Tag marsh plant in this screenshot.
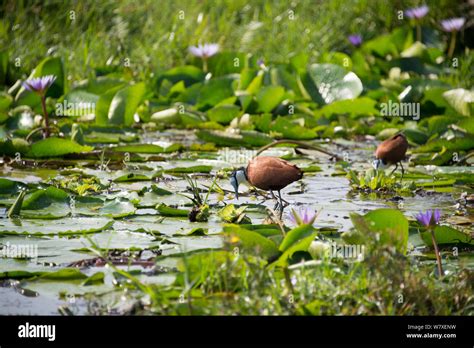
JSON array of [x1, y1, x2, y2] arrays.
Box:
[[22, 75, 56, 138]]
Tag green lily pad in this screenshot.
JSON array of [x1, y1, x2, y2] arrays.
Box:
[[27, 138, 93, 158]]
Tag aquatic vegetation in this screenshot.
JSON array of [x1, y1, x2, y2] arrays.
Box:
[[22, 75, 56, 138], [347, 169, 416, 193], [416, 209, 444, 276], [286, 206, 318, 226]]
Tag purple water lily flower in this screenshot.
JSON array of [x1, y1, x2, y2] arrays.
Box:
[[416, 209, 441, 227], [188, 43, 219, 59], [286, 206, 317, 226], [440, 17, 465, 32], [348, 34, 363, 47], [405, 5, 429, 19], [22, 75, 56, 95]]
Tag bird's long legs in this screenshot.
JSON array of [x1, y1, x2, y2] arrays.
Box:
[[399, 162, 405, 181], [277, 190, 290, 219], [390, 163, 398, 176], [389, 162, 405, 181], [270, 191, 279, 211]]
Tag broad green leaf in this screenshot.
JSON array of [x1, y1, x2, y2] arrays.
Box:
[[315, 97, 379, 118], [196, 76, 236, 109], [256, 86, 285, 112], [349, 208, 409, 254], [106, 82, 146, 126], [302, 64, 363, 105], [443, 89, 473, 117], [279, 224, 316, 252], [56, 90, 99, 116], [196, 129, 272, 147], [207, 104, 241, 124], [0, 217, 113, 236], [26, 138, 93, 158], [158, 65, 205, 87], [218, 204, 251, 224], [156, 203, 189, 217], [223, 224, 280, 259], [164, 165, 212, 174], [419, 225, 473, 246]]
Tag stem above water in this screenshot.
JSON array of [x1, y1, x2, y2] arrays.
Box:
[[447, 31, 456, 59], [40, 95, 50, 138], [430, 228, 444, 277]]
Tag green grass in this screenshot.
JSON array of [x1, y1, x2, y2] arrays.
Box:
[[1, 0, 468, 82], [91, 244, 474, 315]]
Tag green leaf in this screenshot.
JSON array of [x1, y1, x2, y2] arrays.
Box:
[[76, 198, 136, 218], [223, 224, 280, 259], [156, 203, 189, 217], [82, 272, 105, 286], [256, 86, 285, 112], [22, 187, 68, 210], [315, 97, 379, 118], [443, 89, 473, 117], [272, 233, 318, 267], [0, 217, 113, 236], [207, 104, 241, 124], [105, 82, 146, 126], [218, 204, 251, 224], [27, 138, 93, 158], [419, 225, 473, 246], [271, 116, 317, 140], [158, 65, 205, 87], [113, 173, 151, 182], [164, 165, 212, 174], [349, 208, 409, 254], [113, 144, 164, 154], [196, 129, 273, 147], [207, 52, 247, 76], [279, 224, 316, 252], [0, 91, 13, 112], [196, 76, 236, 109], [302, 64, 363, 105], [57, 90, 99, 116]]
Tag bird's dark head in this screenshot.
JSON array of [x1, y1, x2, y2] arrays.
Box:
[[230, 167, 247, 200]]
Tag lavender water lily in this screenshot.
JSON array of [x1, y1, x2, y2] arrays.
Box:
[[416, 209, 444, 276], [22, 75, 56, 138], [405, 5, 429, 42], [440, 17, 465, 58], [189, 43, 219, 72], [348, 34, 362, 47]]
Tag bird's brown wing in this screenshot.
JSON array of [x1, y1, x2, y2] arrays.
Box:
[[375, 134, 408, 164], [247, 156, 302, 191]]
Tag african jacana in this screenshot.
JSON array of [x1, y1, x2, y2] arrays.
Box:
[[373, 133, 408, 177], [230, 156, 303, 213]]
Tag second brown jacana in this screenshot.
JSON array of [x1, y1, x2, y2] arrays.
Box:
[[230, 156, 303, 213], [373, 133, 408, 177]]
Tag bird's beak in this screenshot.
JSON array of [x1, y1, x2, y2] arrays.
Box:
[[233, 183, 239, 200], [230, 177, 239, 200]]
